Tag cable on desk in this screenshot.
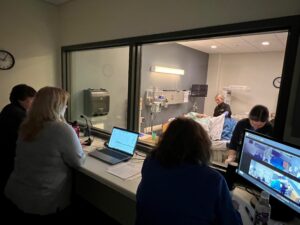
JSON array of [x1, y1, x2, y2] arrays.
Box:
[[135, 151, 147, 158]]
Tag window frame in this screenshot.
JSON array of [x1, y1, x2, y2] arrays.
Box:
[[61, 15, 300, 148]]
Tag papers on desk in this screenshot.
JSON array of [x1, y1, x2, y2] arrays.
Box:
[[106, 161, 142, 180]]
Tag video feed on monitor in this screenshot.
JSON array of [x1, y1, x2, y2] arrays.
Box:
[[237, 130, 300, 214]]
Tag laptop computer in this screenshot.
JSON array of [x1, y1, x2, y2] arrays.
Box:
[[89, 127, 139, 165]]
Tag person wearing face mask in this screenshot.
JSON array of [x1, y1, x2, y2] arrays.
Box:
[[225, 105, 273, 164], [4, 87, 85, 220], [0, 84, 36, 195]]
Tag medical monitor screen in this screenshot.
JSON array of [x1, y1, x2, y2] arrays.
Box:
[[237, 130, 300, 214]]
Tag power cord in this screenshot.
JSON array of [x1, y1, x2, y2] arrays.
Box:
[[131, 151, 147, 161], [135, 151, 147, 157]]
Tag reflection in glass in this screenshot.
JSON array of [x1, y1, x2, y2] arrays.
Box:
[[69, 47, 129, 132]]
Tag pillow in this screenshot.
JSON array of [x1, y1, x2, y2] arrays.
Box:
[[209, 113, 225, 141], [185, 112, 225, 140]]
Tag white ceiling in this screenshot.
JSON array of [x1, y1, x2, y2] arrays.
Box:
[[178, 32, 288, 54]]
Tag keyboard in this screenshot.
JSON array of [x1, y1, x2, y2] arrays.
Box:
[[98, 148, 127, 160]]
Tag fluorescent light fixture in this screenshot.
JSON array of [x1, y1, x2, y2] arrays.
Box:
[[150, 66, 185, 75], [262, 41, 270, 46], [211, 45, 217, 49]]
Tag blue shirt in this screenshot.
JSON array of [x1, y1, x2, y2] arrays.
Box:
[[136, 157, 242, 225]]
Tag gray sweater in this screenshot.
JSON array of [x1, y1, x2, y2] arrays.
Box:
[[5, 121, 86, 215]]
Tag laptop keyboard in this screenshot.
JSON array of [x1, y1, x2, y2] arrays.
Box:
[[100, 148, 127, 160]]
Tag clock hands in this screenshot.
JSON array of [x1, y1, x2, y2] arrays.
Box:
[[0, 53, 8, 61], [0, 50, 15, 70]]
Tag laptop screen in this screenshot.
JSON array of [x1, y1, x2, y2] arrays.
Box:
[[108, 127, 139, 155]]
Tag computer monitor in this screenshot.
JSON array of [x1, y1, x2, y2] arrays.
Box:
[[237, 130, 300, 214]]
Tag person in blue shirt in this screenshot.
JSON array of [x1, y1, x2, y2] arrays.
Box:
[[136, 117, 242, 225]]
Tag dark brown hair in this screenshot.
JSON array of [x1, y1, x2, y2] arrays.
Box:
[[9, 84, 36, 104], [151, 117, 212, 167], [249, 105, 269, 122]]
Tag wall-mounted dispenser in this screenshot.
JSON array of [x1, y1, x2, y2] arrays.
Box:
[[84, 88, 110, 116]]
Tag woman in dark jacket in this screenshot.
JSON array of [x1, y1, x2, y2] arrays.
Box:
[[136, 117, 242, 225]]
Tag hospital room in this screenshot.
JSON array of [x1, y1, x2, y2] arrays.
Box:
[[69, 31, 287, 165]]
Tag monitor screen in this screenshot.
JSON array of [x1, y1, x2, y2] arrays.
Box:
[[190, 84, 208, 97], [108, 127, 139, 155], [237, 130, 300, 214]]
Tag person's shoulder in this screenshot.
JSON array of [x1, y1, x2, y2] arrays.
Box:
[[202, 165, 223, 178], [0, 103, 24, 116], [45, 121, 72, 132], [262, 122, 273, 133], [236, 118, 249, 127], [239, 118, 249, 124], [265, 121, 273, 129], [195, 165, 225, 185]]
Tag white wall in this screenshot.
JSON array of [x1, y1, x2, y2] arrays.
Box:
[[70, 47, 129, 131], [59, 0, 300, 46], [0, 0, 60, 109], [204, 52, 284, 116]]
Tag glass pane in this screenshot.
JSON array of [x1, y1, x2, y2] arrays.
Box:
[[139, 42, 208, 146], [138, 31, 288, 167], [69, 47, 129, 132]]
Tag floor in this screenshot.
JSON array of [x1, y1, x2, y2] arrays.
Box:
[[1, 194, 122, 224]]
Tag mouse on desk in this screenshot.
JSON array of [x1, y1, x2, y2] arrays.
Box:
[[104, 141, 108, 147]]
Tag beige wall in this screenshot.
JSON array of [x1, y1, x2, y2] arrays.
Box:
[[59, 0, 300, 46], [1, 0, 300, 126], [0, 0, 60, 109], [204, 52, 284, 117]]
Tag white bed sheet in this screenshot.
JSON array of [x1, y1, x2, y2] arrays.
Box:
[[211, 140, 229, 164]]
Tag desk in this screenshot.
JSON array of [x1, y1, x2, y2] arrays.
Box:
[[76, 138, 141, 225], [76, 138, 299, 225]]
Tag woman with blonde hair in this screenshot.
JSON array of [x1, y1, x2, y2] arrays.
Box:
[[5, 87, 85, 217]]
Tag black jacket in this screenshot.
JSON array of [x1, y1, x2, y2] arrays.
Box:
[[213, 102, 232, 117], [0, 103, 26, 191], [228, 118, 273, 152]]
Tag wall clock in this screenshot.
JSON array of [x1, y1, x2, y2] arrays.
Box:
[[273, 77, 281, 88], [0, 50, 15, 70]]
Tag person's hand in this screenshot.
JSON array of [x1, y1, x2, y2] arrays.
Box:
[[196, 113, 208, 118], [225, 150, 237, 164], [225, 157, 235, 164]]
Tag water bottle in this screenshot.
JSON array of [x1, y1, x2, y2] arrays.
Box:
[[254, 191, 271, 225]]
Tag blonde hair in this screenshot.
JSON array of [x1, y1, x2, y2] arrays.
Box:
[[20, 87, 69, 141], [215, 93, 224, 101]]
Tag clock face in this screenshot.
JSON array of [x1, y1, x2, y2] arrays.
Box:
[[0, 50, 15, 70], [273, 77, 281, 88]]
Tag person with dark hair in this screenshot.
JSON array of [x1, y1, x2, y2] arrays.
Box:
[[214, 94, 232, 117], [225, 105, 273, 164], [136, 117, 242, 225], [0, 84, 36, 194]]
